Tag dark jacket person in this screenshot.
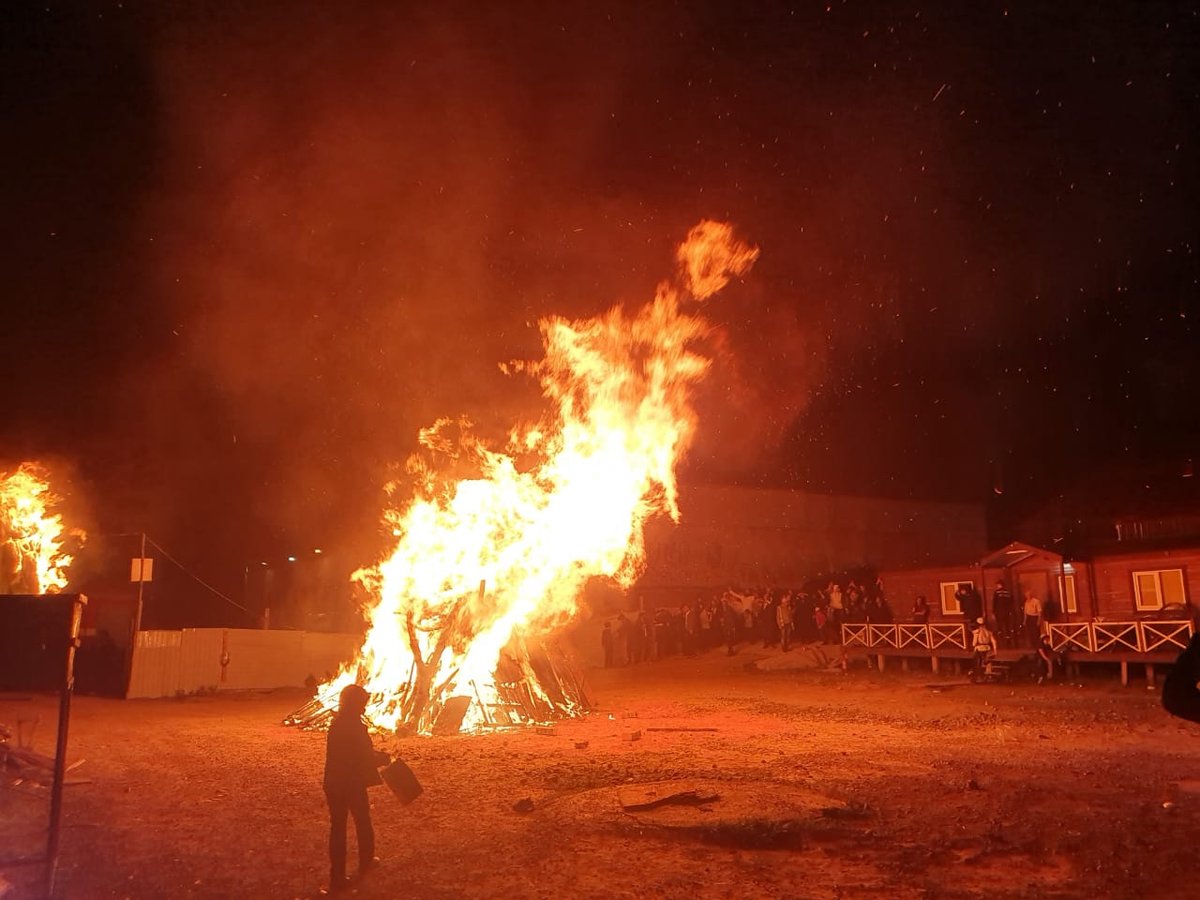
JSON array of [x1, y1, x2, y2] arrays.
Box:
[[323, 683, 388, 892]]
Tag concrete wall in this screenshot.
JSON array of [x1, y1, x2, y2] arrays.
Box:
[[638, 485, 986, 600], [127, 628, 360, 698]]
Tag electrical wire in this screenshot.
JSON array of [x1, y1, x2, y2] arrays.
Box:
[[112, 533, 250, 613]]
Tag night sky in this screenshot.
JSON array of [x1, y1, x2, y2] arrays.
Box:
[[2, 2, 1197, 607]]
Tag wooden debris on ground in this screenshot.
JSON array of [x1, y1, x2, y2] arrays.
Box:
[[619, 786, 721, 812], [819, 801, 871, 820], [2, 742, 85, 787], [644, 727, 719, 733]]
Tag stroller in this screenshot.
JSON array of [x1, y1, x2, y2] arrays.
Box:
[[969, 652, 1010, 684]]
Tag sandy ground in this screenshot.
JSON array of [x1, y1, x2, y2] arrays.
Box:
[[3, 645, 1200, 899]]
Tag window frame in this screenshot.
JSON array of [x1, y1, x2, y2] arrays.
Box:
[[1132, 568, 1186, 612], [940, 581, 971, 616], [1057, 573, 1078, 615]]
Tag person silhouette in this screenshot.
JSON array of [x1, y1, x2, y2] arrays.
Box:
[[322, 684, 389, 894]]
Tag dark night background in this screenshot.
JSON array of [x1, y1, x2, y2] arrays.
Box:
[[1, 1, 1197, 622]]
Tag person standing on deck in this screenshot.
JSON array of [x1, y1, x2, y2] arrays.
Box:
[[958, 583, 983, 631], [911, 594, 930, 624], [992, 581, 1015, 647], [1022, 591, 1043, 647]]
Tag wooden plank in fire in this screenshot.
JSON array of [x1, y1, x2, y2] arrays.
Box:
[[546, 637, 593, 710], [431, 696, 471, 735], [497, 680, 542, 723]]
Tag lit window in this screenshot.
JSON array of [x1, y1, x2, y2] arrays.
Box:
[[1132, 569, 1187, 611], [939, 581, 971, 615], [1057, 574, 1078, 614]]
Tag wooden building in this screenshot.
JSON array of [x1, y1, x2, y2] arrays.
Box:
[[861, 539, 1197, 684], [878, 540, 1199, 626]]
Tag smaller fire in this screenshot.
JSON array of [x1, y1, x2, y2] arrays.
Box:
[[0, 462, 82, 594]]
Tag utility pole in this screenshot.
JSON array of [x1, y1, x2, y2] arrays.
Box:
[[125, 532, 148, 697], [133, 532, 147, 635]]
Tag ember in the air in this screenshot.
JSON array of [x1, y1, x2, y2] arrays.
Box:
[[310, 220, 758, 734], [0, 462, 81, 594]]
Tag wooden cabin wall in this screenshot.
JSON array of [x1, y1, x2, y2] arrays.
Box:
[[878, 566, 981, 623], [1088, 548, 1200, 619]]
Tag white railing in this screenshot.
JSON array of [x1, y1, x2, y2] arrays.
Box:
[[1049, 622, 1094, 653], [929, 623, 968, 650], [1045, 620, 1193, 654], [1092, 621, 1138, 653], [1139, 620, 1193, 653], [840, 623, 966, 650], [897, 623, 932, 649], [841, 619, 1195, 654], [841, 623, 870, 648]]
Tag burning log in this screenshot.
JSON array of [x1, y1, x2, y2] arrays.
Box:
[[281, 700, 335, 730], [396, 587, 474, 734]]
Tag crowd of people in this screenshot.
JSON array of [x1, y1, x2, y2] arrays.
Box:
[[598, 575, 1068, 683], [600, 575, 899, 666]]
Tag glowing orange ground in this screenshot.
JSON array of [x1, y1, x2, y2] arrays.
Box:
[[3, 648, 1198, 899]]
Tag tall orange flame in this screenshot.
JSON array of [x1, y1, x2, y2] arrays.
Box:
[[326, 221, 758, 732], [0, 463, 80, 594]]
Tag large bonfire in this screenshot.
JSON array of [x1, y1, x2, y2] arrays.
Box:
[[0, 462, 81, 594], [309, 221, 758, 734]]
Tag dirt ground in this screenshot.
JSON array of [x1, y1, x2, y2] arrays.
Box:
[[3, 645, 1200, 900]]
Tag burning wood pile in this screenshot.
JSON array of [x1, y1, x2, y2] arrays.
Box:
[[286, 580, 593, 734], [288, 221, 758, 736], [285, 628, 591, 735], [0, 463, 82, 594]]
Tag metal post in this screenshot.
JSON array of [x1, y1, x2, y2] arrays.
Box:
[[124, 533, 147, 697], [46, 594, 85, 896], [133, 532, 146, 636]]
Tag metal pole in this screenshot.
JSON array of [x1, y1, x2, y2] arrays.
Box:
[[133, 532, 146, 635], [47, 594, 85, 896], [123, 533, 147, 698]]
